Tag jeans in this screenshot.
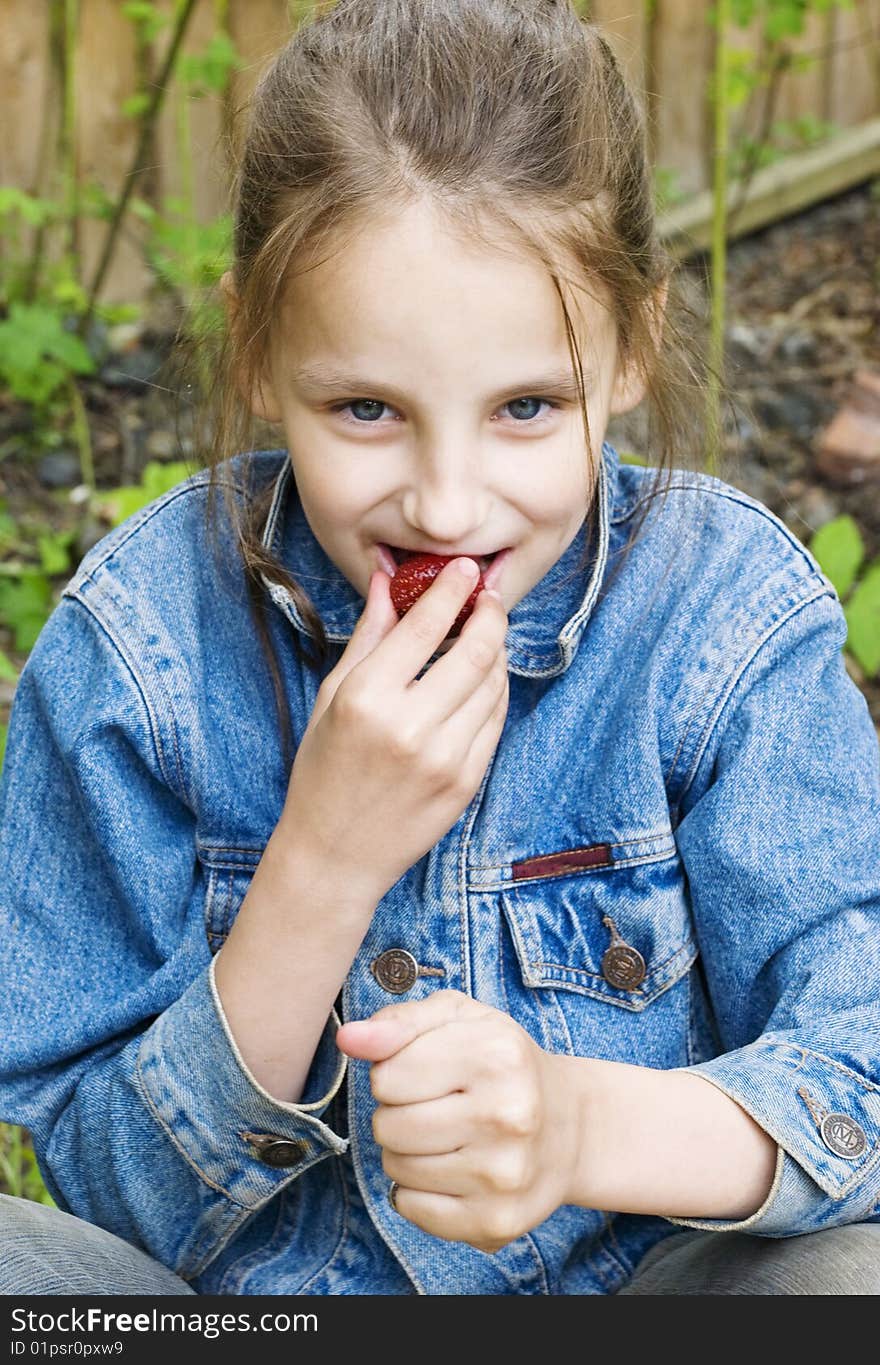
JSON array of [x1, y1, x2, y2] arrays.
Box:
[[1, 1194, 879, 1295]]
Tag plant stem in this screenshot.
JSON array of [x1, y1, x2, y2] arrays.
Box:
[[80, 0, 199, 331], [706, 0, 730, 479]]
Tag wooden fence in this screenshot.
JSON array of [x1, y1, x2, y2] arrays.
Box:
[[0, 0, 878, 303]]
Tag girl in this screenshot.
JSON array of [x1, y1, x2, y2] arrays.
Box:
[[1, 0, 878, 1297]]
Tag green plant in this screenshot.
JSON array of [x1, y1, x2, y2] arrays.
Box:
[[0, 302, 94, 408], [90, 458, 194, 527], [705, 0, 855, 474], [810, 516, 880, 678], [0, 1124, 53, 1205]]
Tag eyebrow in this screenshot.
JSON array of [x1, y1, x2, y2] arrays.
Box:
[[290, 363, 588, 403]]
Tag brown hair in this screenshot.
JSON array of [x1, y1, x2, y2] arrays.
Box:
[[194, 0, 717, 768]]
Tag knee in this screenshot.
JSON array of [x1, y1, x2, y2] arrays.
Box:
[[779, 1222, 880, 1295]]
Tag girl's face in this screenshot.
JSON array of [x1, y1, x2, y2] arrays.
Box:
[[244, 199, 647, 618]]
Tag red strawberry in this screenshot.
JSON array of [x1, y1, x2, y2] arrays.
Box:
[[389, 553, 484, 636]]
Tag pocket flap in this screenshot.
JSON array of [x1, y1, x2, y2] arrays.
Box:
[[500, 835, 696, 1011]]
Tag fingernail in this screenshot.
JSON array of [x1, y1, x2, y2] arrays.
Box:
[[483, 588, 502, 601], [455, 557, 479, 580]]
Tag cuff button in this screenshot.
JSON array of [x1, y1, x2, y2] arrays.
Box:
[[820, 1114, 868, 1160]]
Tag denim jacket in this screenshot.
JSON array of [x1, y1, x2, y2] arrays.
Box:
[[1, 441, 878, 1295]]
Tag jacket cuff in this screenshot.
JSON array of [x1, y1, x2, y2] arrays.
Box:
[[136, 960, 348, 1208], [661, 1044, 880, 1236]]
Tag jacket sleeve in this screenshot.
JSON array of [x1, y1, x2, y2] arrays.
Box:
[[667, 586, 880, 1237], [0, 594, 348, 1280]]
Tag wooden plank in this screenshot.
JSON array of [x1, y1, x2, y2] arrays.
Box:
[[830, 0, 880, 128], [588, 2, 647, 100], [658, 115, 880, 258], [0, 0, 52, 188], [651, 0, 714, 196], [774, 6, 829, 130], [228, 0, 293, 162], [76, 0, 151, 303], [156, 0, 228, 221]]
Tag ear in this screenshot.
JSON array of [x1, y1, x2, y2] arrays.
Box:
[[219, 269, 283, 424], [609, 276, 669, 417]]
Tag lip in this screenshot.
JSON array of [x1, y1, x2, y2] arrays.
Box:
[[376, 544, 512, 591]]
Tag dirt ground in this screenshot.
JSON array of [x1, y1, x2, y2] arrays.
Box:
[[1, 180, 879, 741]]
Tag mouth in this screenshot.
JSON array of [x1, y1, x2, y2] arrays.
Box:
[[377, 544, 512, 591]]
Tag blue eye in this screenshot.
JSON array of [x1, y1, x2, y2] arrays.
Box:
[[506, 397, 553, 422], [331, 396, 561, 425], [341, 399, 388, 423]]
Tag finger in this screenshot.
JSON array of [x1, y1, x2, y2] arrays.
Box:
[[387, 1187, 509, 1254], [413, 589, 508, 724], [382, 1149, 475, 1198], [368, 1019, 486, 1105], [336, 988, 488, 1063], [436, 634, 508, 750], [371, 557, 482, 684], [332, 569, 399, 682], [373, 1092, 474, 1155], [460, 672, 510, 772]]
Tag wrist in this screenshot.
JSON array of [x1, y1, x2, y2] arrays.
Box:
[[546, 1052, 596, 1209], [265, 821, 382, 922]]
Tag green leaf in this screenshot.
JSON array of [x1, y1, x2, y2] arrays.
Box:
[[619, 451, 647, 466], [37, 529, 76, 577], [0, 722, 6, 774], [0, 572, 52, 651], [0, 648, 18, 682], [844, 562, 880, 679], [122, 92, 152, 120], [0, 188, 60, 229], [179, 33, 242, 97], [809, 515, 864, 600], [93, 461, 191, 528], [0, 303, 94, 407], [122, 1, 167, 41]]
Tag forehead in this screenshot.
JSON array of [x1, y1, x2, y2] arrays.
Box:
[[273, 199, 615, 374]]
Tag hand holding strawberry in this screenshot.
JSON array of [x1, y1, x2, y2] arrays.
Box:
[[275, 558, 509, 911]]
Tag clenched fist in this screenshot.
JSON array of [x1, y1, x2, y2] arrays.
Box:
[[336, 990, 582, 1253]]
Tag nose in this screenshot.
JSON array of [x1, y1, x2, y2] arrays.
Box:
[[401, 445, 491, 547]]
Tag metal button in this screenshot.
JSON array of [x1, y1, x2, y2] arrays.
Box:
[[602, 943, 647, 991], [820, 1113, 868, 1160], [371, 948, 419, 994], [251, 1138, 309, 1168]]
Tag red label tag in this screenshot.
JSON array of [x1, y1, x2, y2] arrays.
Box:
[[511, 843, 613, 881]]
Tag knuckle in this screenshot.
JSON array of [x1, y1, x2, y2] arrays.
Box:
[[482, 1030, 525, 1074], [480, 1207, 516, 1246], [465, 636, 494, 672], [497, 1095, 539, 1139], [371, 1109, 388, 1147], [487, 1151, 528, 1195], [369, 1063, 392, 1105], [333, 679, 371, 726], [388, 725, 422, 762], [408, 608, 442, 644], [420, 741, 455, 785]]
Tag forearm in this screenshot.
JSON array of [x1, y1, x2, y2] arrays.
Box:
[[213, 828, 376, 1103], [562, 1055, 778, 1220]]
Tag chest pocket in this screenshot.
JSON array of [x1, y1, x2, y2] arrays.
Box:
[[198, 846, 262, 954], [497, 832, 698, 1067]]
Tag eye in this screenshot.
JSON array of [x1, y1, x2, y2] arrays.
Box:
[[501, 397, 560, 423], [333, 399, 393, 424]]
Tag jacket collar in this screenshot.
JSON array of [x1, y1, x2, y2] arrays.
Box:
[[260, 440, 619, 679]]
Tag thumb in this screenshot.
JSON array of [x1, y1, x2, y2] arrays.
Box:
[[335, 1016, 409, 1063]]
